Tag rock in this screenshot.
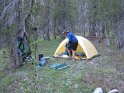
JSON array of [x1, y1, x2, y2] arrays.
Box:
[[93, 87, 103, 93], [116, 80, 124, 93], [108, 89, 119, 93]]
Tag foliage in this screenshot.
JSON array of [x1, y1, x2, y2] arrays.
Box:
[[21, 0, 31, 14], [0, 24, 16, 36], [97, 0, 119, 21], [53, 0, 76, 28], [30, 3, 43, 15], [86, 0, 119, 23]]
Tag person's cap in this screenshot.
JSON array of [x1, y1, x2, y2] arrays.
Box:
[[62, 30, 70, 34]]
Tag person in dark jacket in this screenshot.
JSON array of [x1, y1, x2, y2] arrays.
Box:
[[62, 30, 78, 61]]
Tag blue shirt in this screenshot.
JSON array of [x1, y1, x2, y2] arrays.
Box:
[[67, 32, 78, 44]]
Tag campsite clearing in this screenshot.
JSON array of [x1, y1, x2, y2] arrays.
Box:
[[0, 38, 124, 93]]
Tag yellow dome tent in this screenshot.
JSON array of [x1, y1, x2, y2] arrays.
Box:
[[54, 36, 98, 59]]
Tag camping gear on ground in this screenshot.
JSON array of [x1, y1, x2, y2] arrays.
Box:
[[39, 57, 47, 66], [36, 54, 50, 67], [25, 56, 33, 61], [54, 35, 98, 59], [43, 56, 50, 59], [36, 57, 47, 67], [37, 54, 46, 66], [38, 54, 43, 61], [17, 36, 32, 62], [50, 63, 69, 70], [75, 52, 86, 57]]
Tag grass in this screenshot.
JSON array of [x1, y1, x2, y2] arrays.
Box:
[[0, 38, 124, 93]]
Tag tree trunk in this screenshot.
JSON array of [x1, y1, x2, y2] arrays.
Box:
[[53, 20, 57, 39], [88, 23, 97, 37], [42, 0, 51, 41], [112, 20, 124, 49], [11, 0, 22, 68], [12, 38, 23, 68], [11, 0, 35, 68]]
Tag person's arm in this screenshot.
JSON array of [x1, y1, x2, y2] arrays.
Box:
[[65, 43, 68, 48], [67, 34, 72, 44]]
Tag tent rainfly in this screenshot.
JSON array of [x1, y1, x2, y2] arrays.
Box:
[[54, 36, 98, 59]]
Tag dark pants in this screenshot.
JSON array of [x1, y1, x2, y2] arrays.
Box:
[[68, 42, 78, 51]]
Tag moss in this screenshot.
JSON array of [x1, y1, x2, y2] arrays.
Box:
[[0, 75, 16, 89], [0, 24, 16, 36]]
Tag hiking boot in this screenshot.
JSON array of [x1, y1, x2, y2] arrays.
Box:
[[72, 58, 75, 62], [68, 56, 72, 60]]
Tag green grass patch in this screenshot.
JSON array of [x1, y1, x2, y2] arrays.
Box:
[[0, 38, 124, 93], [0, 75, 16, 92], [36, 38, 61, 56]]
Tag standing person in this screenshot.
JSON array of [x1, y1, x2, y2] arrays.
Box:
[[62, 30, 78, 61]]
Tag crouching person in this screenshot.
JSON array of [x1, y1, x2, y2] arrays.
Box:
[[62, 30, 78, 61]]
